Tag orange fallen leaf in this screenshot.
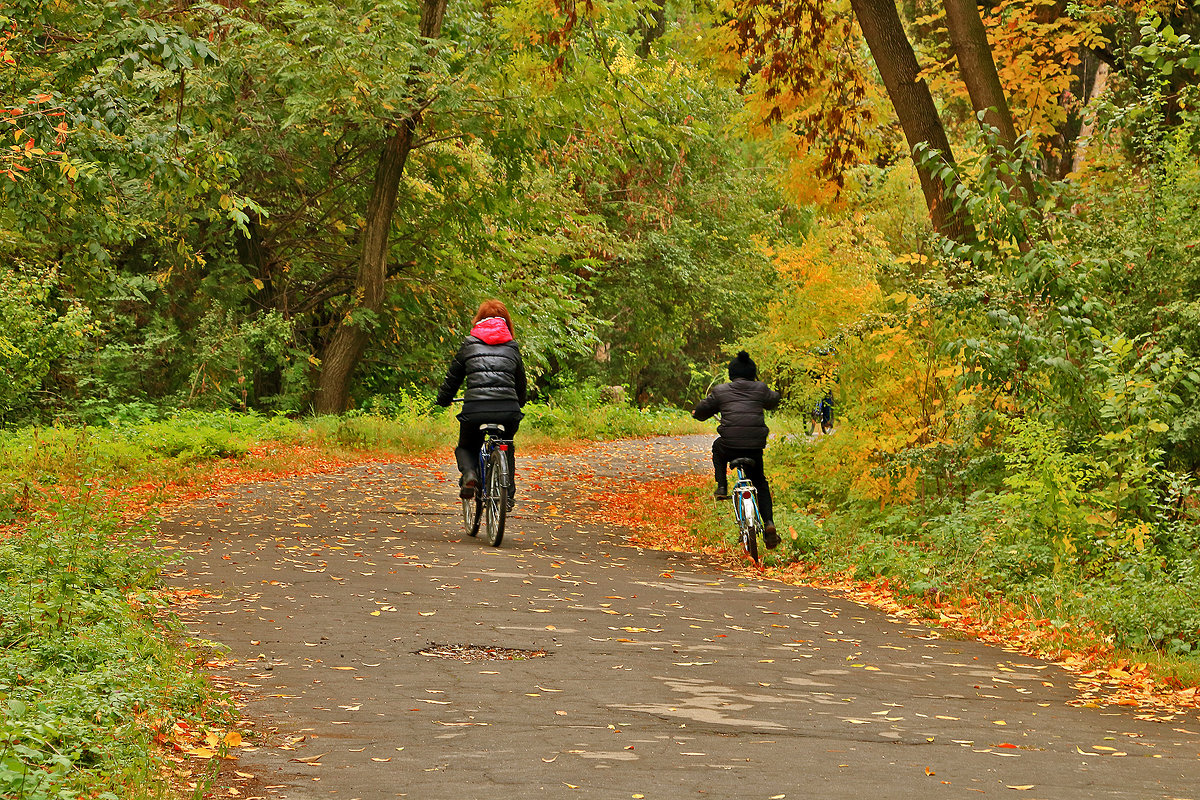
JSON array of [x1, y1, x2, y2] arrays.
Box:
[[924, 767, 935, 776]]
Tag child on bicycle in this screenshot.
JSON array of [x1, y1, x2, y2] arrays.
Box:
[[692, 351, 782, 548], [435, 300, 527, 509]]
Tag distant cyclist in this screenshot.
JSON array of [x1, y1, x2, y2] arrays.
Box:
[[435, 300, 527, 508], [692, 351, 782, 549]]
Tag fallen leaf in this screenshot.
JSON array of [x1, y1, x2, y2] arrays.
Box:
[[1006, 786, 1035, 791], [290, 752, 328, 764], [924, 767, 935, 776]]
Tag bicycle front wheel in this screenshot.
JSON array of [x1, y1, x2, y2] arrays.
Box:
[[462, 490, 482, 537], [484, 448, 508, 547]]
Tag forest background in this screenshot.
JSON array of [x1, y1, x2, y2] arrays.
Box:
[[3, 0, 1200, 795]]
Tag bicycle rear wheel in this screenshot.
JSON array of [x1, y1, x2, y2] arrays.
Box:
[[484, 448, 508, 547], [741, 521, 760, 563]]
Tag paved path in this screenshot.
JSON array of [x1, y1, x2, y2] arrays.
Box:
[[162, 436, 1200, 799]]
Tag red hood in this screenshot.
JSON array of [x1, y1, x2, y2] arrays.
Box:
[[470, 316, 513, 345]]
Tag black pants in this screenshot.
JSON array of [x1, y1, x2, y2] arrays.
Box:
[[456, 414, 522, 494], [712, 439, 773, 523]]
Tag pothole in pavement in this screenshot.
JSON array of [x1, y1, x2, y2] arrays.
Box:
[[415, 642, 551, 661]]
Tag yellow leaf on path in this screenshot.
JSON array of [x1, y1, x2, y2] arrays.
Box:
[[187, 747, 216, 759], [371, 757, 391, 762], [564, 784, 578, 789], [419, 611, 436, 616], [1007, 786, 1035, 791], [992, 720, 1007, 725], [224, 731, 243, 747]]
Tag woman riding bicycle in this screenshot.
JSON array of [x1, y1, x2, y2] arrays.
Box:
[[692, 350, 782, 548], [435, 300, 527, 507]]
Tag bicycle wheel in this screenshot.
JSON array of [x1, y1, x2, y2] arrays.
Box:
[[739, 520, 758, 563], [729, 489, 758, 563], [462, 489, 482, 537], [484, 448, 508, 547]]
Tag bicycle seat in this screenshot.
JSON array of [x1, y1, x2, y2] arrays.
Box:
[[478, 423, 507, 435], [729, 457, 756, 469]]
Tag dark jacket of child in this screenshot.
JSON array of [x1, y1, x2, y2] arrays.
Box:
[[692, 379, 781, 449]]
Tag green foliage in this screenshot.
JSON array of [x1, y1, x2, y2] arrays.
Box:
[[1, 0, 789, 418], [0, 270, 95, 424], [0, 493, 226, 799], [522, 382, 706, 440]]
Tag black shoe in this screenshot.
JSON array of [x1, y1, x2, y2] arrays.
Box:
[[459, 473, 478, 500], [714, 485, 730, 501], [506, 481, 517, 513], [763, 522, 779, 549]]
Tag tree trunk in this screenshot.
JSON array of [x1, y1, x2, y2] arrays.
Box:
[[636, 0, 667, 59], [849, 0, 974, 242], [313, 0, 449, 414], [1070, 60, 1109, 175], [942, 0, 1018, 146], [942, 0, 1040, 212]]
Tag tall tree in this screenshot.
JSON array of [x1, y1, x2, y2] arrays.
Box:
[[942, 0, 1018, 146], [848, 0, 974, 242], [313, 0, 449, 414]]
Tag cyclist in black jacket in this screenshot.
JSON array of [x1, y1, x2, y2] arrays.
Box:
[[693, 351, 782, 548], [436, 299, 527, 506]]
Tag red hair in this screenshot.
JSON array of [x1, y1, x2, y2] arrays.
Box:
[[472, 299, 514, 336]]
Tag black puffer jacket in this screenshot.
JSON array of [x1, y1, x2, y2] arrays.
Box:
[[436, 319, 527, 410], [692, 379, 781, 449]]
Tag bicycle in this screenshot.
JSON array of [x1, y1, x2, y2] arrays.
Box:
[[728, 457, 764, 564], [461, 423, 513, 547], [808, 391, 834, 435]]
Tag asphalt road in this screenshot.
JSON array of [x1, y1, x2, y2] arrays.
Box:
[[162, 435, 1200, 800]]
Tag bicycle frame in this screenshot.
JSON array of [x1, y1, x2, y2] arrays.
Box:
[[729, 459, 763, 562]]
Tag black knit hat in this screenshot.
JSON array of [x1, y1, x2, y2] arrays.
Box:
[[728, 350, 757, 381]]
